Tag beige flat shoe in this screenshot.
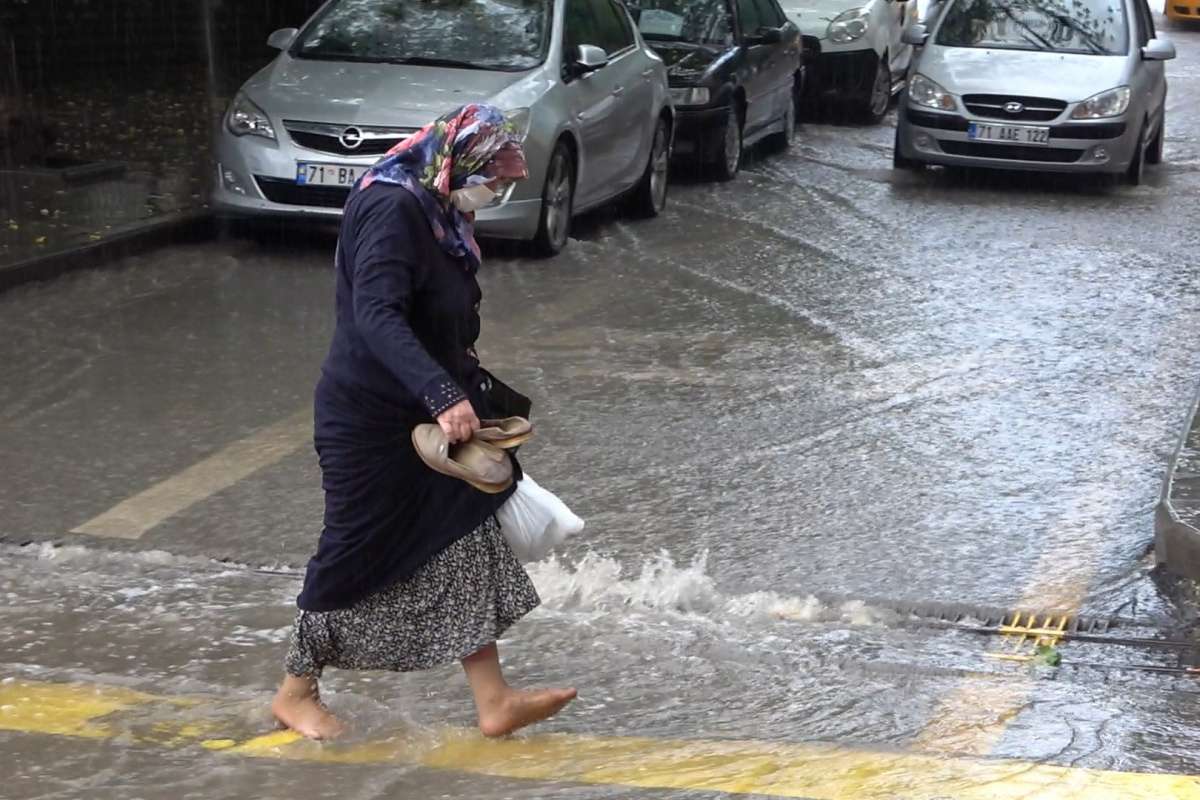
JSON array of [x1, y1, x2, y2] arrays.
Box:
[[412, 424, 513, 494], [475, 417, 533, 449]]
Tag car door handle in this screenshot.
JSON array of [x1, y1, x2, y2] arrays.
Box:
[[641, 69, 654, 79], [613, 86, 625, 97]]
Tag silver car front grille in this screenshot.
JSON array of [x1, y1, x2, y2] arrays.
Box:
[[284, 120, 416, 157], [961, 95, 1068, 123]]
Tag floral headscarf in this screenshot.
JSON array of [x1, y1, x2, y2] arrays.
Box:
[[356, 103, 528, 271]]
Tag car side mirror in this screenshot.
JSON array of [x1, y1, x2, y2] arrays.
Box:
[[1142, 38, 1176, 61], [746, 26, 785, 45], [576, 44, 609, 73], [901, 23, 929, 46], [267, 28, 298, 51]]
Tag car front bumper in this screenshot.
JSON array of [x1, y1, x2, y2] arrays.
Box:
[[670, 106, 730, 159], [211, 130, 542, 241], [803, 44, 878, 99], [897, 106, 1141, 174]]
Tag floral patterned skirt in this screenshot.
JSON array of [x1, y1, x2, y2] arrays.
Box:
[[284, 517, 540, 678]]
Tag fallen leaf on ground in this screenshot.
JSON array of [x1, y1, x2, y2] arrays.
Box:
[[1030, 643, 1062, 668]]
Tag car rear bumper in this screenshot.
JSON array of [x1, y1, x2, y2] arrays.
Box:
[[897, 106, 1140, 174], [211, 131, 542, 241], [1166, 0, 1200, 18]]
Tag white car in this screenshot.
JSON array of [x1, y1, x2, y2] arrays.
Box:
[[778, 0, 918, 121]]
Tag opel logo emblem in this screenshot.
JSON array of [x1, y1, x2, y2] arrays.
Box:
[[1004, 102, 1025, 114], [339, 126, 364, 150]]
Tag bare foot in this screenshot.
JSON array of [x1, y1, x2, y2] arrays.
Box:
[[477, 687, 577, 738], [272, 681, 345, 741]]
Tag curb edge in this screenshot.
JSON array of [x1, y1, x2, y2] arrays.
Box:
[[1155, 380, 1200, 579], [0, 210, 214, 293]]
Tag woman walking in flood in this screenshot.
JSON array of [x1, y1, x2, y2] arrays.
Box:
[[272, 104, 576, 740]]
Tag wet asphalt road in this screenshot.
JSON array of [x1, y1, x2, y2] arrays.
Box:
[[5, 18, 1200, 800]]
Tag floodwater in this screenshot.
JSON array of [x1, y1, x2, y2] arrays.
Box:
[[4, 20, 1200, 800]]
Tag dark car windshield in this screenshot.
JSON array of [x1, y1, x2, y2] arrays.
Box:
[[624, 0, 734, 46], [935, 0, 1128, 55], [293, 0, 551, 71]]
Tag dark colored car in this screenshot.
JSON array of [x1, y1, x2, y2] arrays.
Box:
[[624, 0, 804, 179]]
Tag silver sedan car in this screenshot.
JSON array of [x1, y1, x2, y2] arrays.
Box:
[[894, 0, 1175, 184], [213, 0, 673, 254]]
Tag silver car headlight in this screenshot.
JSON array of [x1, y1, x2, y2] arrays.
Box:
[[502, 107, 533, 142], [828, 8, 870, 43], [1071, 87, 1131, 120], [908, 74, 957, 112], [226, 93, 276, 140], [670, 87, 711, 107]]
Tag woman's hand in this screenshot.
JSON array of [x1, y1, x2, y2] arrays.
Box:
[[437, 399, 480, 444]]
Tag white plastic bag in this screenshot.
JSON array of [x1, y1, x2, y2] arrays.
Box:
[[496, 473, 585, 563]]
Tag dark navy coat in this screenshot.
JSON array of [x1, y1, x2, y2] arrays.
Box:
[[297, 182, 517, 612]]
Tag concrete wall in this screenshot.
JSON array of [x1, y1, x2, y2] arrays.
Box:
[[0, 0, 324, 92]]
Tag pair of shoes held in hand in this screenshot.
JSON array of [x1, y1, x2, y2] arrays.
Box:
[[412, 417, 532, 493]]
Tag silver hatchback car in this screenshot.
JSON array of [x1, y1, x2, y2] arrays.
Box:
[[893, 0, 1175, 184], [213, 0, 673, 254]]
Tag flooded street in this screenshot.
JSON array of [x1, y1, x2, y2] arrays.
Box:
[[5, 20, 1200, 799]]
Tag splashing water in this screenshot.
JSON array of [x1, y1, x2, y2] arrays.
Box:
[[9, 541, 888, 632], [527, 550, 889, 626]]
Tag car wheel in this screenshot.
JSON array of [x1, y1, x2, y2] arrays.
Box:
[[629, 117, 671, 219], [713, 105, 743, 182], [1126, 123, 1146, 187], [892, 124, 922, 170], [533, 141, 575, 257], [768, 86, 798, 152], [1146, 113, 1165, 165], [859, 53, 892, 124]]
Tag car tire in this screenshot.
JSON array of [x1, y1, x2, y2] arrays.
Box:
[[767, 84, 798, 153], [628, 116, 671, 219], [713, 105, 743, 182], [859, 53, 892, 125], [533, 141, 575, 257], [1146, 113, 1165, 165], [1126, 123, 1146, 187], [892, 124, 922, 170]]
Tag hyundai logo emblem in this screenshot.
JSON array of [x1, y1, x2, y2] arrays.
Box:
[[1004, 102, 1025, 115], [339, 126, 364, 150]]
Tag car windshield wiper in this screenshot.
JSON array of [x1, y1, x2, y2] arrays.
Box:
[[994, 3, 1055, 50], [383, 56, 492, 70], [1048, 13, 1109, 54], [296, 51, 391, 62]]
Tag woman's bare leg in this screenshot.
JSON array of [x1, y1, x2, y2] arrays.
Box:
[[461, 643, 576, 737], [271, 674, 345, 740]]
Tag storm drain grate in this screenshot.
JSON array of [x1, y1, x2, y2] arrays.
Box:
[[983, 612, 1072, 664], [807, 592, 1200, 675]]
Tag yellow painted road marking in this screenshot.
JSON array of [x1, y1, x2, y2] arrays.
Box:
[[71, 409, 311, 539], [3, 679, 1199, 799], [0, 680, 148, 739]]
